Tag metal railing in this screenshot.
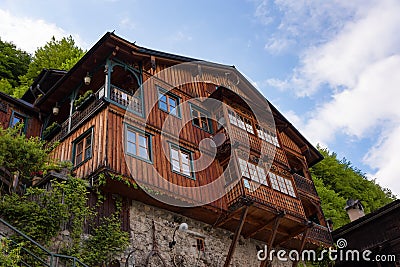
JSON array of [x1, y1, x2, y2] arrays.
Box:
[[0, 218, 88, 267]]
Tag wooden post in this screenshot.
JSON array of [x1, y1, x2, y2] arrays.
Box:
[[292, 226, 311, 267], [260, 213, 283, 267], [223, 205, 249, 267]]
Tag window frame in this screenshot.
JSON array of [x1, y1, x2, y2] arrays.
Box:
[[189, 103, 213, 133], [256, 124, 280, 147], [237, 158, 268, 186], [169, 142, 195, 179], [227, 109, 254, 134], [157, 86, 181, 118], [268, 172, 296, 197], [9, 110, 28, 133], [72, 127, 94, 167], [124, 124, 153, 163]]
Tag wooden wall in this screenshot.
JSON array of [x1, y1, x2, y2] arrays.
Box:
[[0, 95, 41, 137], [51, 108, 108, 178]]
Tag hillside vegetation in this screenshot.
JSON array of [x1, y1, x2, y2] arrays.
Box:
[[311, 147, 396, 228]]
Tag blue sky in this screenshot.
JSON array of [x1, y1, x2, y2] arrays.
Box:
[[1, 0, 400, 197]]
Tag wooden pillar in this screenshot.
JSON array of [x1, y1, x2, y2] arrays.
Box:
[[223, 206, 249, 267], [260, 214, 283, 267], [292, 227, 311, 267]]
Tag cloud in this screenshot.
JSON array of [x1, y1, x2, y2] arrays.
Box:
[[267, 0, 400, 195], [0, 9, 85, 53], [119, 17, 136, 30]]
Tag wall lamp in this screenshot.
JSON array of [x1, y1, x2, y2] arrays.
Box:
[[52, 102, 60, 116], [84, 72, 91, 85], [169, 222, 189, 249]]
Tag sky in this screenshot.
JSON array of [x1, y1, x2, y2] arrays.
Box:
[[1, 0, 399, 197]]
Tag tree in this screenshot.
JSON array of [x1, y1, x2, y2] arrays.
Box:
[[8, 36, 85, 98], [311, 147, 396, 228], [0, 125, 50, 179], [0, 38, 31, 89]]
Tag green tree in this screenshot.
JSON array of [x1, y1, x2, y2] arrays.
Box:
[[311, 147, 396, 228], [14, 36, 85, 98], [0, 125, 50, 179], [0, 38, 31, 89]]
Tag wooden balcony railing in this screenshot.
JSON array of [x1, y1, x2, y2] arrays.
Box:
[[216, 126, 288, 165], [47, 88, 105, 144], [225, 177, 306, 219], [293, 174, 318, 198], [110, 85, 142, 114], [308, 224, 332, 245]]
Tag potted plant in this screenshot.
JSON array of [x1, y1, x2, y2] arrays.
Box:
[[74, 90, 94, 111], [43, 122, 61, 139]]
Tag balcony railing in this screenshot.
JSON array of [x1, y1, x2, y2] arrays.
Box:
[[293, 174, 318, 198], [225, 177, 306, 219], [47, 88, 105, 144], [308, 224, 332, 245], [110, 85, 142, 114], [216, 126, 288, 165]]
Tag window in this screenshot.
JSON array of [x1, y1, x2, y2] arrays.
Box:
[[190, 104, 212, 133], [228, 109, 254, 134], [170, 144, 194, 178], [158, 87, 180, 117], [256, 125, 280, 147], [73, 128, 93, 166], [269, 172, 296, 197], [9, 111, 27, 133], [196, 238, 205, 252], [125, 126, 152, 162], [238, 158, 267, 185]]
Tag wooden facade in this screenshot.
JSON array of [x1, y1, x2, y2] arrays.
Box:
[[2, 32, 332, 262]]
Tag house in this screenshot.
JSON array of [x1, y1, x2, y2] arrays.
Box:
[[1, 32, 332, 266], [332, 200, 400, 267]]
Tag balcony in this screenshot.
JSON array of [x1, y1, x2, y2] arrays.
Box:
[[110, 85, 142, 114], [308, 224, 332, 246], [225, 177, 306, 220], [293, 173, 319, 199], [215, 126, 288, 166], [46, 85, 144, 145]]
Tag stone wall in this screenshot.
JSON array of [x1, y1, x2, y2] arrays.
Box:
[[116, 200, 293, 267]]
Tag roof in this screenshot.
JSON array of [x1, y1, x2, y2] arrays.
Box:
[[0, 91, 37, 112], [333, 199, 400, 237]]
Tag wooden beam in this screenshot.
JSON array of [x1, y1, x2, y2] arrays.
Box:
[[259, 214, 283, 267], [223, 205, 249, 267], [292, 227, 311, 267], [245, 211, 285, 239], [274, 224, 308, 247]]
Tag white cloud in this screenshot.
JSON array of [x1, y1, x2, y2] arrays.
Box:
[[119, 17, 136, 30], [262, 0, 400, 195], [0, 9, 86, 53]]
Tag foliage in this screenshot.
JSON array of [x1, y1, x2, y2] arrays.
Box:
[[311, 146, 396, 229], [0, 176, 129, 266], [74, 90, 93, 107], [0, 125, 50, 179], [79, 215, 130, 266], [42, 122, 60, 137], [0, 79, 13, 96], [13, 36, 85, 98], [0, 178, 91, 245], [0, 38, 31, 88], [0, 239, 21, 267]]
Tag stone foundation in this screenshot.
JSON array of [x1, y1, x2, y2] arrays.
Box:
[[116, 200, 293, 267]]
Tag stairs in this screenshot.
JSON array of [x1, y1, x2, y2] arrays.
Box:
[[0, 218, 88, 267]]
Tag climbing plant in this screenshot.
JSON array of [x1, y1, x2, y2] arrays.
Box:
[[0, 176, 129, 266]]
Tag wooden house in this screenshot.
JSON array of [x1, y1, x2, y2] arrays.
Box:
[[2, 32, 332, 266]]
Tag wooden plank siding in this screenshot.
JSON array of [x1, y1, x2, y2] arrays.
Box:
[[50, 108, 108, 179], [0, 95, 41, 137]]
